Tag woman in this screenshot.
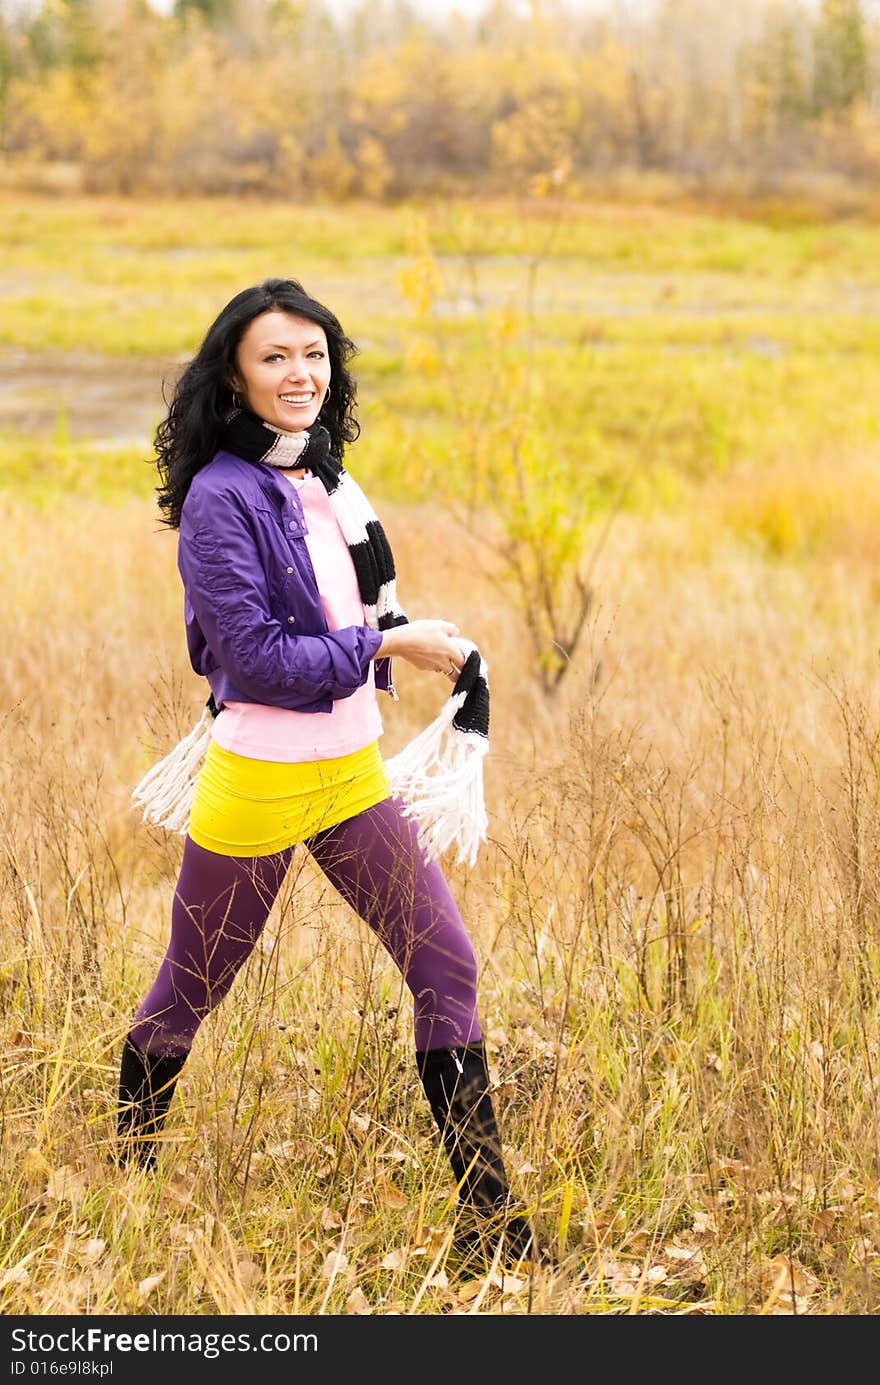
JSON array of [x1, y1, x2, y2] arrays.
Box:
[[117, 277, 545, 1269]]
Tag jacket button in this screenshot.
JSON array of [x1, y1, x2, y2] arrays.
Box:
[[288, 616, 295, 624], [286, 566, 294, 574], [289, 521, 298, 531]]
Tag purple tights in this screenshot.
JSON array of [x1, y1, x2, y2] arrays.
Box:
[[130, 796, 483, 1059]]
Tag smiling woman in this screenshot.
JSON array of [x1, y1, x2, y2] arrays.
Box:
[[232, 312, 332, 433], [118, 276, 550, 1275]]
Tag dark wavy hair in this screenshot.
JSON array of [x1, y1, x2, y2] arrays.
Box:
[[154, 278, 360, 529]]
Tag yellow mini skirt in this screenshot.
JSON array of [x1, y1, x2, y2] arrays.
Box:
[[188, 738, 391, 857]]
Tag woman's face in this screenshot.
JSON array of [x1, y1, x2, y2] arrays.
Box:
[[233, 309, 331, 432]]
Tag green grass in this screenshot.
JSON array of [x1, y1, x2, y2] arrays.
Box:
[[0, 428, 157, 504], [2, 191, 878, 524]]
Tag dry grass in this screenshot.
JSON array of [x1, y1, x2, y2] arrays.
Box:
[[3, 456, 880, 1317]]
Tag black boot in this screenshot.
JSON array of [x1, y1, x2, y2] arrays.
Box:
[[116, 1034, 186, 1170], [416, 1043, 548, 1268]]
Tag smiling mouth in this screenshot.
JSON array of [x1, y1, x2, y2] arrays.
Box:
[[279, 393, 315, 406]]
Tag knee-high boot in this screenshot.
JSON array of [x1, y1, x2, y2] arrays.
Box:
[[116, 1034, 186, 1170], [416, 1043, 547, 1265]]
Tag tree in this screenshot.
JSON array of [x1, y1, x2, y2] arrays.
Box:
[[173, 0, 235, 25], [813, 0, 868, 115]]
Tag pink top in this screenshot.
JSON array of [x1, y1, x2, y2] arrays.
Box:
[[211, 470, 384, 762]]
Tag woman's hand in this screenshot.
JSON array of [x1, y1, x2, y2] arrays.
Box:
[[377, 620, 466, 680]]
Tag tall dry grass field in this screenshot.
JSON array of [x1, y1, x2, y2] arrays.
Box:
[[3, 194, 880, 1315]]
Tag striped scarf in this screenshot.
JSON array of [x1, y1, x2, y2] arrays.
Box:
[[131, 415, 490, 867]]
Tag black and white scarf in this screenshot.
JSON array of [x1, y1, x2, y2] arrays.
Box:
[[132, 415, 490, 866]]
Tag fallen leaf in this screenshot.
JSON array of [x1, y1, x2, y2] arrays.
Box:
[[22, 1149, 52, 1193], [507, 1152, 538, 1176], [611, 1278, 640, 1299], [346, 1287, 371, 1315], [757, 1254, 820, 1314], [624, 1231, 651, 1255], [137, 1272, 166, 1302], [77, 1239, 106, 1264], [266, 1139, 310, 1161], [661, 1243, 708, 1284], [0, 1264, 29, 1288], [348, 1114, 370, 1143], [320, 1207, 343, 1232], [416, 1225, 450, 1255], [764, 1254, 820, 1300], [236, 1258, 259, 1289], [45, 1166, 86, 1204], [321, 1250, 350, 1281], [809, 1209, 836, 1239], [374, 1176, 409, 1210], [712, 1156, 762, 1190], [487, 1269, 526, 1292], [381, 1248, 407, 1271], [663, 1243, 696, 1261], [455, 1276, 490, 1303]]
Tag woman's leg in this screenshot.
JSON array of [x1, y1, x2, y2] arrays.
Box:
[[130, 836, 293, 1057], [305, 795, 482, 1052], [118, 836, 291, 1166], [306, 797, 543, 1262]]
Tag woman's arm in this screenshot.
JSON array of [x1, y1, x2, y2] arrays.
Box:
[[178, 492, 382, 708]]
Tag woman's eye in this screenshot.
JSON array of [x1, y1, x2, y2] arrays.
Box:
[[264, 353, 283, 363], [308, 350, 325, 359]]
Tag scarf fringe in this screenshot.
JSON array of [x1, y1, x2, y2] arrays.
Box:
[[129, 696, 490, 864], [130, 703, 213, 835], [385, 693, 489, 867]]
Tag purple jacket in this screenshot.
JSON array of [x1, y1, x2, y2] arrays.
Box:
[[177, 450, 393, 714]]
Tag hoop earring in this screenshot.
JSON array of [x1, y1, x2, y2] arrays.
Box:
[[321, 386, 332, 408], [231, 390, 243, 409]]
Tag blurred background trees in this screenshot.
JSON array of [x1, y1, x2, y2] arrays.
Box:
[[1, 0, 878, 197]]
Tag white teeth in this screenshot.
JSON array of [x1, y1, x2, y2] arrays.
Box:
[[281, 394, 313, 404]]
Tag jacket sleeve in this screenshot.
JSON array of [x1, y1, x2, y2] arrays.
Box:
[[178, 487, 383, 708]]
